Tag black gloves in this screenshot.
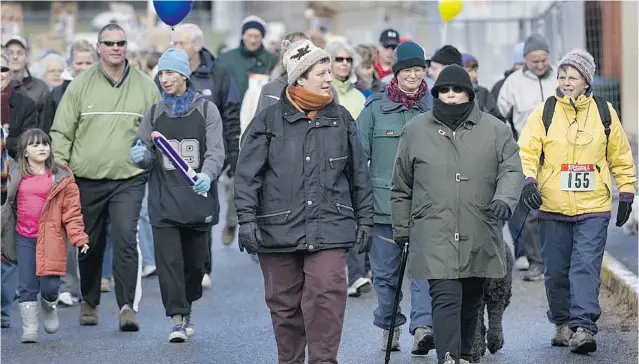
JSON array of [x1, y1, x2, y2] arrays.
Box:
[[356, 225, 373, 254], [616, 201, 633, 227], [238, 222, 262, 254], [395, 237, 409, 248], [521, 183, 543, 210], [484, 200, 512, 220]]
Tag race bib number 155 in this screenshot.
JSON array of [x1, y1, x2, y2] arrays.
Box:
[[560, 164, 595, 192]]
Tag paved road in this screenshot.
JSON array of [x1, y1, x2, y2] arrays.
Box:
[[2, 187, 637, 364]]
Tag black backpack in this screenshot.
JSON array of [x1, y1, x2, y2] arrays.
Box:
[[540, 95, 612, 163]]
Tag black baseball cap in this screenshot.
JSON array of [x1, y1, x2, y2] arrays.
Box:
[[379, 29, 400, 47]]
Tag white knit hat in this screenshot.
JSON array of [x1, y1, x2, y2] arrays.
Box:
[[281, 39, 330, 86]]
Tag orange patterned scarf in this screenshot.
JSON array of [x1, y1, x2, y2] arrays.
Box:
[[285, 86, 333, 120]]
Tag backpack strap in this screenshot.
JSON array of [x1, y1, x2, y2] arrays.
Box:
[[541, 97, 557, 135], [593, 95, 612, 157], [149, 104, 158, 128], [539, 97, 557, 165]]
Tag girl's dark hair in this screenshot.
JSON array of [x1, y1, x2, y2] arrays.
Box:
[[298, 57, 331, 82], [17, 128, 57, 177]]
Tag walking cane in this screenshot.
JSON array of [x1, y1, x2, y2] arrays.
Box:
[[384, 242, 410, 364]]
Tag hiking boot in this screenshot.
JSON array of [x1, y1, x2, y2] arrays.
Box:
[[411, 326, 435, 355], [101, 277, 112, 292], [183, 315, 194, 337], [19, 301, 39, 343], [40, 297, 59, 334], [347, 277, 372, 297], [515, 256, 530, 270], [79, 302, 99, 326], [222, 225, 236, 245], [523, 264, 544, 281], [551, 323, 573, 347], [119, 305, 139, 332], [381, 327, 401, 351], [569, 327, 597, 354]]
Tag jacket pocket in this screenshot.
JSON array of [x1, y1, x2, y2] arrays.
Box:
[[160, 185, 217, 226], [328, 156, 348, 169], [334, 201, 355, 218], [256, 209, 292, 224], [595, 164, 611, 198]]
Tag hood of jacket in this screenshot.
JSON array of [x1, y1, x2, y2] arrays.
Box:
[[191, 48, 216, 78]]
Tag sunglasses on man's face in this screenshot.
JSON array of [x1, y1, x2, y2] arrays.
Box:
[[383, 44, 398, 50], [1, 66, 9, 73], [334, 57, 353, 64], [100, 40, 127, 47], [439, 86, 465, 94]]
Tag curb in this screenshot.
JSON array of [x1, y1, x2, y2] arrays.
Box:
[[601, 251, 638, 314]]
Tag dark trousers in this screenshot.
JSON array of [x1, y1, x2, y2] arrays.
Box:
[[153, 225, 208, 317], [16, 234, 60, 303], [540, 217, 609, 334], [76, 174, 146, 309], [429, 278, 485, 364], [204, 229, 212, 274], [259, 249, 348, 364]]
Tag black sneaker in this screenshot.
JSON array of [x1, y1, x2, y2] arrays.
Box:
[[523, 264, 544, 281], [169, 324, 188, 343]]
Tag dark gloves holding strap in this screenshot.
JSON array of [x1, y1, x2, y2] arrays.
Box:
[[521, 183, 543, 210]]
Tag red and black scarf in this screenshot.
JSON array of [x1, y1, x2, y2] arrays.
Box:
[[386, 77, 428, 110]]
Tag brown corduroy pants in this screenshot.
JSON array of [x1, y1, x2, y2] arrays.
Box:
[[259, 248, 348, 364]]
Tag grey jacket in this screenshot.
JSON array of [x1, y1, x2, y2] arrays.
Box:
[[391, 105, 523, 280]]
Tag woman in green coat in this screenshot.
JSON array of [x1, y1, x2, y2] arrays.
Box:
[[391, 64, 523, 364]]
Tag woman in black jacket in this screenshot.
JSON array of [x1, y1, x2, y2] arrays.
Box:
[[1, 51, 37, 159], [234, 39, 374, 364]]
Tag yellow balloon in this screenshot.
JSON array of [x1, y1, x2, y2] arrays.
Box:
[[438, 0, 464, 22]]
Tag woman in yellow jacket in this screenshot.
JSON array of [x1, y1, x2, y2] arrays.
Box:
[[518, 49, 636, 355]]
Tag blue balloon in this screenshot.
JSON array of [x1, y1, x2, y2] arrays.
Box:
[[153, 0, 194, 27]]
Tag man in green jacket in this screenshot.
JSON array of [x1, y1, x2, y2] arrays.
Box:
[[50, 23, 161, 332], [217, 15, 275, 101]]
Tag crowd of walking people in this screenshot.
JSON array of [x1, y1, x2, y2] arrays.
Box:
[[0, 14, 636, 364]]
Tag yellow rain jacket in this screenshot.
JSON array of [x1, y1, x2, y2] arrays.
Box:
[[518, 91, 637, 216]]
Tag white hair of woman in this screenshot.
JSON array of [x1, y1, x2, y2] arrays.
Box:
[[325, 40, 360, 84], [35, 53, 67, 89]]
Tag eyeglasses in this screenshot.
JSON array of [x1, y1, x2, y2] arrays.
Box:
[[400, 68, 426, 76], [334, 57, 353, 64], [0, 66, 9, 73], [383, 44, 397, 50], [100, 40, 127, 47], [439, 86, 465, 94]]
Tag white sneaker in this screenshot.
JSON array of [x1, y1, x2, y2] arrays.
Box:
[[347, 277, 372, 297], [141, 265, 157, 278], [201, 274, 211, 289], [515, 256, 530, 271], [58, 292, 79, 306]]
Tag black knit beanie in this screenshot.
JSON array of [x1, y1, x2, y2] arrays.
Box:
[[431, 64, 475, 101], [429, 45, 462, 66]]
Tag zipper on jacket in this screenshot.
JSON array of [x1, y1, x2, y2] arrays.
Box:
[[256, 209, 292, 221], [328, 156, 348, 168], [334, 202, 354, 212]]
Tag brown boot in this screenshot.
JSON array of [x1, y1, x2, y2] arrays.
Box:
[[222, 225, 236, 245], [79, 302, 99, 326], [119, 305, 139, 332]]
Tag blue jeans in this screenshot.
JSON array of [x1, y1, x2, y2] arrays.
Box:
[[16, 234, 60, 303], [1, 261, 18, 326], [369, 224, 433, 334], [539, 217, 609, 334], [138, 184, 155, 268], [102, 228, 113, 279]]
